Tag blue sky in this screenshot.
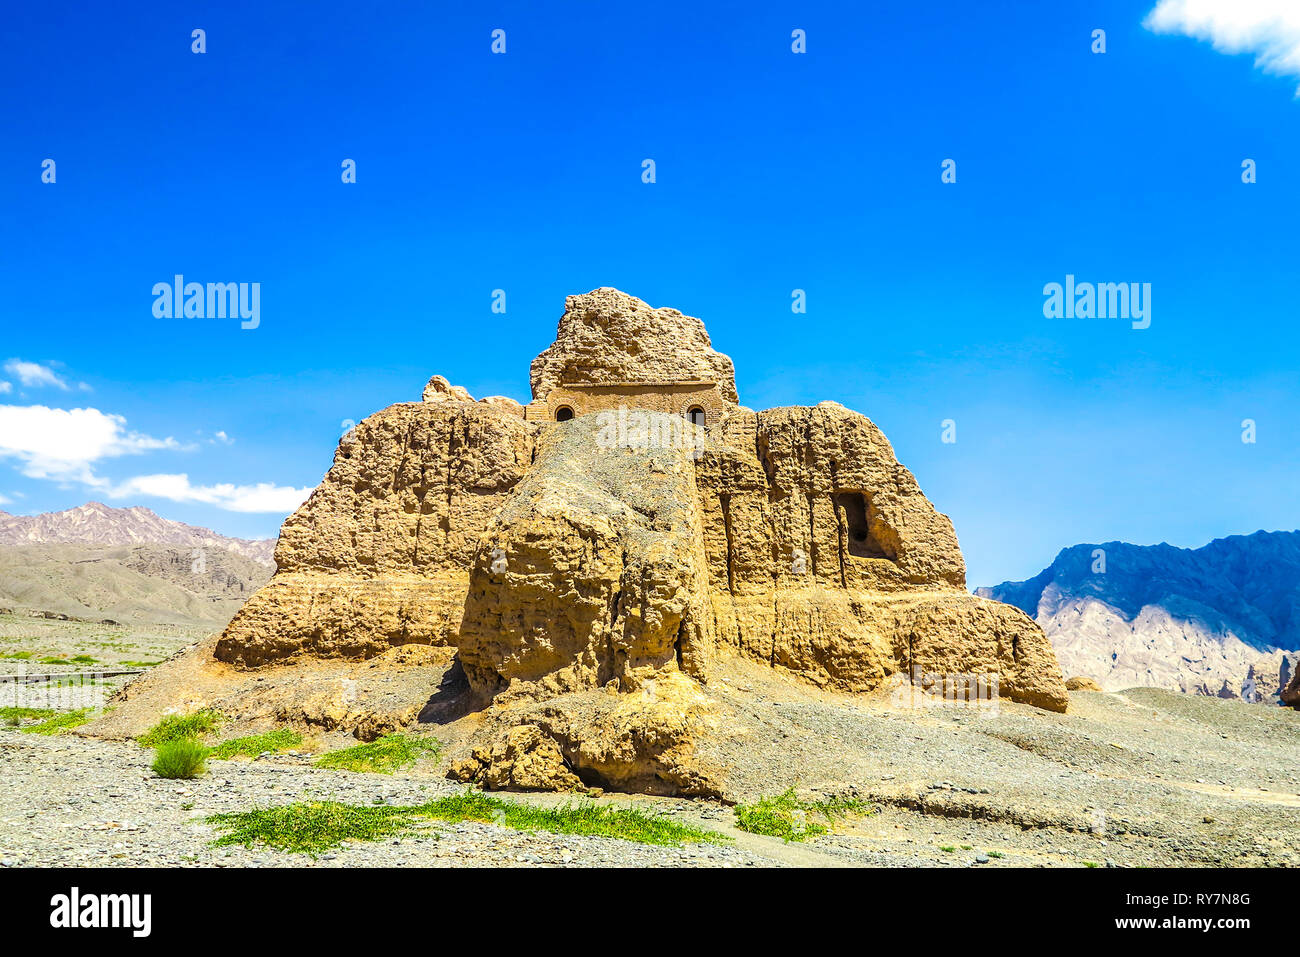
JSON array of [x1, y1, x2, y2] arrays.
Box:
[[1, 0, 1297, 588]]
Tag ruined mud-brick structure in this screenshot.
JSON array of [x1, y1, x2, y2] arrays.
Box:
[[207, 287, 1066, 793]]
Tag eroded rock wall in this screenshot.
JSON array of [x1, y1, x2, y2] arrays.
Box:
[[215, 400, 534, 665], [458, 412, 715, 698]]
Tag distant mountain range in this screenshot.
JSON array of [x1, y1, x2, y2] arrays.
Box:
[[0, 543, 273, 629], [0, 502, 275, 566], [978, 531, 1300, 702], [0, 503, 276, 629]]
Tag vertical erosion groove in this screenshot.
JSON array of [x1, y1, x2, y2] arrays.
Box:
[[806, 492, 818, 577], [719, 493, 736, 595]]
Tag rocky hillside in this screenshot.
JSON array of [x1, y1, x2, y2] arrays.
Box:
[[0, 502, 276, 566], [977, 531, 1300, 700], [0, 543, 272, 629]]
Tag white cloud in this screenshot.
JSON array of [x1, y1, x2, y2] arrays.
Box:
[[1146, 1, 1300, 92], [4, 359, 69, 390], [0, 383, 11, 394], [109, 474, 311, 513], [0, 493, 11, 505], [0, 404, 184, 484], [0, 403, 307, 515], [210, 430, 234, 445]]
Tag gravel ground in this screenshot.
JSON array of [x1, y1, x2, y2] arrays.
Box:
[[4, 652, 1299, 869], [697, 670, 1300, 867], [0, 733, 778, 868]]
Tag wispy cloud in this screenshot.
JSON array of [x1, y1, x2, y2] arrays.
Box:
[[108, 474, 311, 513], [4, 359, 69, 390], [0, 382, 11, 394], [1146, 0, 1300, 93]]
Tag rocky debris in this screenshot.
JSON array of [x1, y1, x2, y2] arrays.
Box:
[[103, 288, 1068, 796], [978, 532, 1300, 701], [447, 725, 584, 791], [1066, 676, 1104, 692], [422, 375, 474, 404]]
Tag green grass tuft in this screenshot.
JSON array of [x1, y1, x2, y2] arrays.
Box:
[[210, 801, 415, 854], [138, 709, 221, 746], [152, 739, 208, 779], [37, 656, 68, 665], [0, 706, 56, 723], [23, 709, 90, 735], [733, 788, 874, 843], [0, 651, 33, 660], [208, 790, 727, 855], [312, 733, 439, 774], [415, 790, 727, 847], [69, 654, 98, 664], [208, 729, 303, 760]]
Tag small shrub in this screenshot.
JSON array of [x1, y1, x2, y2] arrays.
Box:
[[733, 788, 874, 843], [152, 739, 208, 779], [138, 710, 221, 746], [313, 734, 439, 774], [209, 729, 303, 760], [69, 655, 98, 664], [38, 656, 68, 665]]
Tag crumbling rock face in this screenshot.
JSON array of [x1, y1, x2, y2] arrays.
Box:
[[458, 413, 715, 698], [447, 725, 585, 792], [215, 400, 535, 666], [448, 671, 725, 796], [530, 288, 739, 404], [206, 287, 1067, 794], [696, 403, 966, 595]]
